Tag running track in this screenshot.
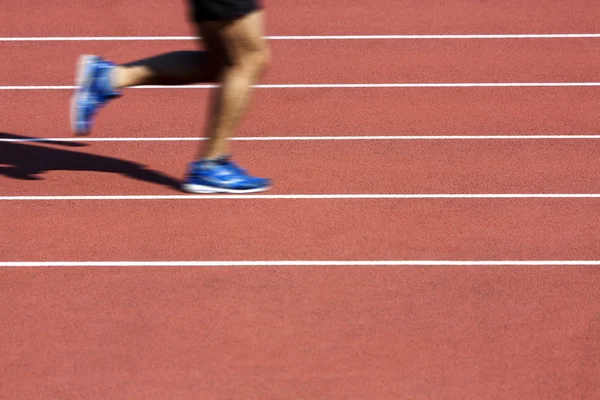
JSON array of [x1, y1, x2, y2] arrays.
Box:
[[1, 1, 600, 399]]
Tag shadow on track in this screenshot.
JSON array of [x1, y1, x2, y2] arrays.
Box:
[[0, 132, 181, 190]]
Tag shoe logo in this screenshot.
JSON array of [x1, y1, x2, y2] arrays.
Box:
[[191, 163, 255, 187], [205, 176, 244, 185]]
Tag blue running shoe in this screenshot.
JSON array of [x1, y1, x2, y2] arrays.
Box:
[[181, 157, 272, 193], [70, 55, 122, 136]]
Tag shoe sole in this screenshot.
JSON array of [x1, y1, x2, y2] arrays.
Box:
[[70, 54, 97, 136], [180, 183, 272, 194]]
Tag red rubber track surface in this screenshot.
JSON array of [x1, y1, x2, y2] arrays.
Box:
[[1, 267, 599, 399], [2, 141, 600, 196], [2, 199, 600, 261], [1, 0, 600, 36], [2, 88, 600, 138], [3, 39, 600, 85], [2, 1, 600, 399]]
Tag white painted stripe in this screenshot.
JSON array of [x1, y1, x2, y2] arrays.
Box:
[[4, 135, 600, 143], [1, 260, 600, 267], [3, 82, 600, 90], [1, 194, 600, 201], [1, 34, 600, 42]]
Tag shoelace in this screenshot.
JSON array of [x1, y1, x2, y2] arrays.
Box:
[[95, 60, 122, 98], [221, 159, 248, 176]]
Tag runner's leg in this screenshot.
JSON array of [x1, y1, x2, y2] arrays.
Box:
[[180, 7, 272, 193], [70, 12, 230, 136], [110, 50, 222, 87], [198, 10, 269, 160], [110, 21, 229, 88]]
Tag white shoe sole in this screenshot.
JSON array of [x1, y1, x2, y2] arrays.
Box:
[[70, 54, 96, 136], [181, 183, 272, 194]]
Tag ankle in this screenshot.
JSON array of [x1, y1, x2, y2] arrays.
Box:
[[110, 66, 126, 89], [200, 151, 230, 162]]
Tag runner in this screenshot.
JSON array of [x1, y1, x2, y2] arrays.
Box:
[[70, 0, 271, 193]]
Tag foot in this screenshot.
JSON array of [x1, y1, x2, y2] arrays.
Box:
[[70, 55, 122, 136], [181, 157, 271, 194]]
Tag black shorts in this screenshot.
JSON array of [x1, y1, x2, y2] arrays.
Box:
[[189, 0, 261, 22]]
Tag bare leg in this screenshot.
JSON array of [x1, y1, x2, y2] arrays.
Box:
[[93, 10, 268, 162], [111, 51, 212, 87], [110, 21, 229, 89], [199, 10, 269, 160], [109, 48, 225, 88]]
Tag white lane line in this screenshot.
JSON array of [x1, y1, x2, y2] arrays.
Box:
[[2, 82, 600, 90], [4, 135, 600, 143], [1, 260, 600, 267], [2, 194, 600, 201], [2, 34, 600, 41]]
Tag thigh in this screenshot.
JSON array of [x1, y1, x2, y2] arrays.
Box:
[[198, 9, 268, 66]]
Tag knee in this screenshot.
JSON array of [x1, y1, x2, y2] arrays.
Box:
[[239, 46, 270, 77], [255, 46, 270, 72]]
